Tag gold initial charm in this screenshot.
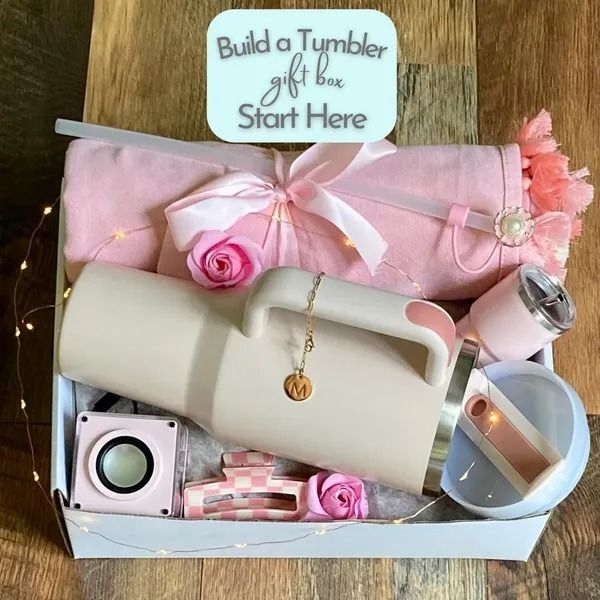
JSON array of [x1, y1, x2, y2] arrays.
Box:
[[283, 272, 324, 403], [284, 372, 313, 401]]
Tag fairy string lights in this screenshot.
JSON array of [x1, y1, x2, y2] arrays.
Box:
[[12, 200, 498, 557], [254, 211, 429, 299], [90, 224, 155, 261], [85, 210, 429, 299], [13, 197, 60, 495]]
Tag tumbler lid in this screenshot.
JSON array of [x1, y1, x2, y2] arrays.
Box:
[[422, 338, 480, 495], [518, 264, 575, 334], [441, 359, 589, 519]]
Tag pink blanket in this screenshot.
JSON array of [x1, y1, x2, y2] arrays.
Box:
[[62, 111, 592, 300]]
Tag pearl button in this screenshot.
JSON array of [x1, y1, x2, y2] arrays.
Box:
[[501, 215, 525, 236]]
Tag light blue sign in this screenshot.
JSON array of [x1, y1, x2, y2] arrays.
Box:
[[207, 10, 397, 142]]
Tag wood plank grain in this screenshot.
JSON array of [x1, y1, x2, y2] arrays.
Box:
[[394, 0, 475, 65], [278, 0, 476, 66], [487, 417, 600, 600], [84, 0, 476, 137], [478, 1, 600, 598], [84, 0, 280, 139], [0, 3, 93, 597], [84, 0, 221, 139], [487, 551, 549, 600], [0, 425, 83, 600], [397, 63, 477, 145], [477, 0, 600, 414], [201, 558, 396, 600], [542, 424, 600, 599], [0, 0, 93, 424], [79, 558, 203, 600], [394, 558, 486, 599]]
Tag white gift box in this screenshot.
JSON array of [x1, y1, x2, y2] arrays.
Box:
[[50, 201, 552, 560]]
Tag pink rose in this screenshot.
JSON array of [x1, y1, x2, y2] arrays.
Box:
[[186, 231, 264, 289], [302, 472, 369, 521]]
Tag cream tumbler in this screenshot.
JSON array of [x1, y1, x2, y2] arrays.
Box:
[[59, 262, 479, 495]]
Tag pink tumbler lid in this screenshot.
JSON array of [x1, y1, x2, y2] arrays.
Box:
[[517, 265, 575, 334]]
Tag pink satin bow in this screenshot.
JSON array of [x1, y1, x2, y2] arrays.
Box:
[[165, 141, 397, 274]]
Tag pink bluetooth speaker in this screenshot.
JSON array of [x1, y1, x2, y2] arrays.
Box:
[[70, 412, 188, 517], [456, 264, 575, 366]]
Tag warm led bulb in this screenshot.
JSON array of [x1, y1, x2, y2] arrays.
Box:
[[43, 206, 52, 215], [79, 515, 96, 524]]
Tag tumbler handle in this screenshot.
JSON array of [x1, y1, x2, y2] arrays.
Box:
[[242, 268, 455, 386]]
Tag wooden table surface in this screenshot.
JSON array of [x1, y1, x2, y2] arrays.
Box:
[[1, 1, 599, 599]]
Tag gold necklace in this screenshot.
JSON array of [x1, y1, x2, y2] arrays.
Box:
[[283, 272, 325, 401]]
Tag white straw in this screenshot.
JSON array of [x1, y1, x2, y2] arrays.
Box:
[[55, 118, 495, 234], [331, 180, 495, 233], [55, 119, 275, 178]]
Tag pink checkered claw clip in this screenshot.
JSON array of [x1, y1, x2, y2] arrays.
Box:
[[184, 451, 308, 521]]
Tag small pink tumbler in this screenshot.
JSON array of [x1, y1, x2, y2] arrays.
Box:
[[456, 264, 575, 365]]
